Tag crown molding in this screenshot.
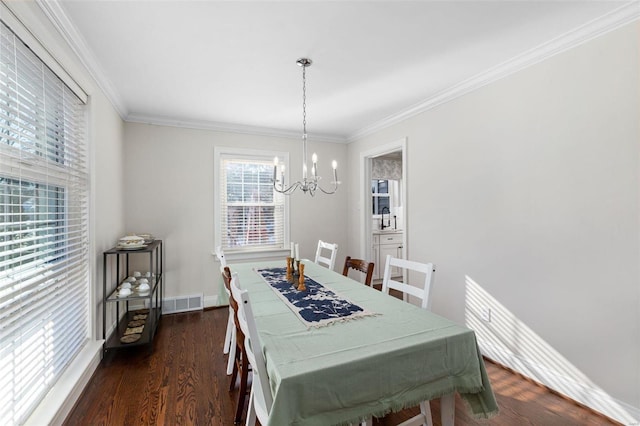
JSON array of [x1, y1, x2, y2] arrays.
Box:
[[37, 0, 638, 144], [348, 2, 640, 142], [36, 0, 128, 118], [126, 113, 347, 144]]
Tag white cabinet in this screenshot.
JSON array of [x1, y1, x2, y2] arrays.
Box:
[[372, 232, 403, 281]]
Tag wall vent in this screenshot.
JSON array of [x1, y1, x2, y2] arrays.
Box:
[[163, 294, 203, 314]]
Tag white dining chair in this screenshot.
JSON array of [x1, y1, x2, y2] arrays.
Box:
[[314, 240, 339, 270], [215, 245, 227, 267], [232, 275, 273, 426], [381, 254, 435, 310], [220, 266, 236, 375], [381, 254, 437, 426], [228, 270, 252, 423], [217, 245, 234, 358]]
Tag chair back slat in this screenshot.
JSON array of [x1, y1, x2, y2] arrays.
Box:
[[315, 240, 338, 270], [342, 256, 375, 286], [221, 265, 232, 299]]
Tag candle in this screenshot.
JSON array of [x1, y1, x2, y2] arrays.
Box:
[[332, 160, 338, 183], [290, 242, 294, 258], [312, 153, 318, 178], [295, 243, 299, 260], [280, 164, 285, 185], [273, 157, 278, 181]]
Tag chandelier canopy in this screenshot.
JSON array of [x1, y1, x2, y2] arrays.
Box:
[[272, 58, 338, 196]]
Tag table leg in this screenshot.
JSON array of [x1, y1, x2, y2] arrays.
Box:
[[441, 393, 455, 426]]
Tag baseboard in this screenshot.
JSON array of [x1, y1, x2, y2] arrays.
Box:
[[204, 295, 220, 308], [480, 341, 640, 425], [25, 339, 103, 426]]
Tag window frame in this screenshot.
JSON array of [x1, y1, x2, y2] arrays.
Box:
[[0, 14, 90, 425], [214, 146, 290, 262], [371, 179, 391, 216]]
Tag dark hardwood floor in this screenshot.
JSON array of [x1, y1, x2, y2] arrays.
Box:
[[64, 308, 620, 425]]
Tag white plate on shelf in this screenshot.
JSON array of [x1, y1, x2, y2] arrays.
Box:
[[117, 244, 147, 250]]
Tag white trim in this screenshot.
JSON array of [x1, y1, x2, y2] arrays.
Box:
[[480, 341, 640, 425], [204, 295, 220, 309], [213, 146, 291, 253], [211, 248, 291, 263], [359, 138, 407, 265], [0, 1, 87, 103], [347, 2, 640, 141], [34, 0, 124, 114], [34, 0, 639, 143], [24, 340, 103, 426], [128, 113, 346, 144]]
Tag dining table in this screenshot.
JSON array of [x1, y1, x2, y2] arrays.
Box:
[[231, 259, 498, 426]]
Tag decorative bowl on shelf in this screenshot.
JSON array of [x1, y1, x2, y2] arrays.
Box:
[[116, 235, 146, 250]]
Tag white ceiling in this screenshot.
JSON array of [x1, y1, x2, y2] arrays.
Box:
[[49, 1, 637, 141]]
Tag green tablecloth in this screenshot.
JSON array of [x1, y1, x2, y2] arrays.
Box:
[[233, 260, 498, 426]]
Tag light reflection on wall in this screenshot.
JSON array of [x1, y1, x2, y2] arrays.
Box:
[[464, 275, 638, 425]]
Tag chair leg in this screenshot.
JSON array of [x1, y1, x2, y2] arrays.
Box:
[[223, 309, 234, 354], [245, 387, 256, 426], [233, 353, 250, 424], [397, 400, 433, 426], [440, 394, 455, 426], [226, 327, 236, 375], [229, 343, 240, 392], [421, 400, 434, 426]]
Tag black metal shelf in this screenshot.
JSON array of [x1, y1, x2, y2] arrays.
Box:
[[102, 239, 164, 353]]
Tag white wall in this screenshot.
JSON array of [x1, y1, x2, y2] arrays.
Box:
[[347, 22, 640, 424], [123, 122, 348, 305]]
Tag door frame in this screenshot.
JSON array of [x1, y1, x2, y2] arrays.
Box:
[[359, 137, 408, 266]]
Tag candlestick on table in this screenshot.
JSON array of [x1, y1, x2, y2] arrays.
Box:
[[286, 256, 293, 280], [297, 263, 306, 291]]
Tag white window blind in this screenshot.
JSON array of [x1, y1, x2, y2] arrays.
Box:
[[219, 154, 285, 251], [0, 19, 88, 426]]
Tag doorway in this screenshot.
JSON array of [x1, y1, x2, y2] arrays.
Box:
[[360, 138, 407, 280]]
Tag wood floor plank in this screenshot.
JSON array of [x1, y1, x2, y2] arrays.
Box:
[[64, 308, 621, 426]]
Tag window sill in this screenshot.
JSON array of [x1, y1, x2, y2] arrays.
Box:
[[211, 248, 291, 263]]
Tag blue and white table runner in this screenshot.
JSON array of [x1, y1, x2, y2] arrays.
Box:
[[256, 267, 377, 327]]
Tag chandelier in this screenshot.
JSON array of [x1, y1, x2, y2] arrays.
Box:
[[272, 58, 338, 196]]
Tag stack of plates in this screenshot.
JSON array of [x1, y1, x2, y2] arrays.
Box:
[[136, 233, 154, 244], [117, 235, 146, 250]]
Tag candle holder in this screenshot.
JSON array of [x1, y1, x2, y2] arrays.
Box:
[[287, 258, 302, 284], [297, 263, 306, 291], [286, 256, 293, 281]]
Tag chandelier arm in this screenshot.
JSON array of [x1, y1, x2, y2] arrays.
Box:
[[317, 182, 339, 195], [273, 180, 303, 194]]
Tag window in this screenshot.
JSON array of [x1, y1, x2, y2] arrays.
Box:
[[372, 179, 390, 215], [0, 19, 88, 425], [216, 149, 287, 252]]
